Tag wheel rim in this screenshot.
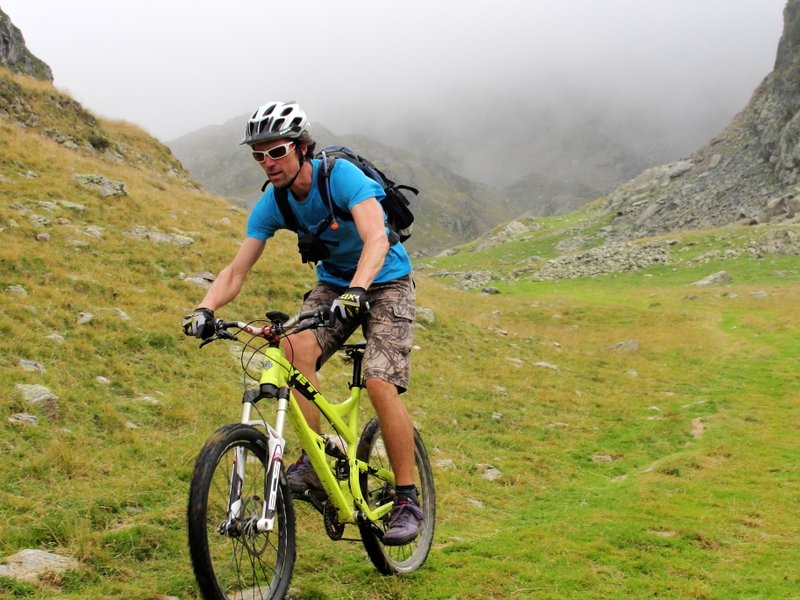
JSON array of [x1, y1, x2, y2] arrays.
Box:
[[203, 441, 286, 598], [360, 422, 435, 572]]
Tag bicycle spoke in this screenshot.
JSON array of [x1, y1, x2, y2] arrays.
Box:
[[188, 425, 296, 599], [356, 417, 435, 574]]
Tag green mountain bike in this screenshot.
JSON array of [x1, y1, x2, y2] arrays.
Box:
[[187, 308, 436, 600]]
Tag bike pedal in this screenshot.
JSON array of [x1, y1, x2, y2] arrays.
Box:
[[295, 489, 327, 513]]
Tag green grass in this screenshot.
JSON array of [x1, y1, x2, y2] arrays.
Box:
[[1, 69, 800, 599]]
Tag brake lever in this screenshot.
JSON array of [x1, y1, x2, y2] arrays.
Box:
[[198, 327, 238, 349], [317, 306, 333, 327]]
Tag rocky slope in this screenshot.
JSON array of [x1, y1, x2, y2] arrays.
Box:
[[0, 6, 52, 81], [598, 0, 800, 241], [446, 0, 800, 285]]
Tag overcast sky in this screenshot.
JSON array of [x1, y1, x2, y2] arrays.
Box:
[[2, 1, 787, 145]]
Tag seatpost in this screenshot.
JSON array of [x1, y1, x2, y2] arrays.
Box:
[[349, 349, 364, 389]]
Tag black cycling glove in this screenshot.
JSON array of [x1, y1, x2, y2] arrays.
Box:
[[182, 307, 216, 339], [330, 287, 369, 324]]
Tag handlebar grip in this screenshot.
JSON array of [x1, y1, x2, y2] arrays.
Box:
[[284, 307, 333, 330], [296, 309, 320, 321]]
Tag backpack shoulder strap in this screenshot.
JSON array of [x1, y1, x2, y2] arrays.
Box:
[[273, 186, 300, 233], [394, 183, 420, 196], [317, 154, 352, 222]]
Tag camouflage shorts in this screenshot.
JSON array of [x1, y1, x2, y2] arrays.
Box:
[[301, 275, 415, 393]]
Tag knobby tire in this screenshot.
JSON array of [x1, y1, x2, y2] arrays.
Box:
[[356, 417, 436, 574], [188, 424, 296, 600]]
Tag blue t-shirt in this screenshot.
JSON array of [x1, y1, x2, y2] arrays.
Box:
[[247, 159, 412, 287]]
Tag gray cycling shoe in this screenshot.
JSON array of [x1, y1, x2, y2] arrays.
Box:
[[286, 453, 323, 495], [382, 499, 425, 546]]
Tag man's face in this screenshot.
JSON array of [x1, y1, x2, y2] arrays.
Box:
[[251, 138, 299, 187]]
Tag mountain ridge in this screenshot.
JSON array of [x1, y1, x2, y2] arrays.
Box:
[[596, 0, 800, 241], [168, 116, 515, 256], [459, 0, 800, 270]]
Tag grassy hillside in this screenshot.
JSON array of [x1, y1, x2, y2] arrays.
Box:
[[2, 68, 800, 600]]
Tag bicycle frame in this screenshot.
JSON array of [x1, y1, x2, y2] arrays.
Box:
[[231, 343, 395, 535]]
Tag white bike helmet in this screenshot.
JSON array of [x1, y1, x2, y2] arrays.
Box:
[[241, 101, 310, 146]]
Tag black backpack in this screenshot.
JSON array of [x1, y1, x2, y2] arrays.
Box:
[[271, 145, 418, 264]]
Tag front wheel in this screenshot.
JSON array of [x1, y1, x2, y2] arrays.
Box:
[[357, 417, 436, 574], [188, 423, 296, 600]]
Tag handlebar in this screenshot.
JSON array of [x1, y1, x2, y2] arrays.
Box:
[[282, 306, 333, 330], [199, 307, 333, 348]]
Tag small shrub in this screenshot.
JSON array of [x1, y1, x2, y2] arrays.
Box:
[[87, 133, 111, 151]]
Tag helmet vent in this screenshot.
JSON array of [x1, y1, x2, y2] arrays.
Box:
[[241, 101, 309, 145]]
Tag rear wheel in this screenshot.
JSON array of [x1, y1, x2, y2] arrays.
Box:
[[188, 424, 296, 599], [356, 417, 435, 574]]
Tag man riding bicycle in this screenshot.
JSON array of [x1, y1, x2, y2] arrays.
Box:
[[182, 101, 423, 545]]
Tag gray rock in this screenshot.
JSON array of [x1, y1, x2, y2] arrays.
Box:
[[6, 284, 27, 297], [98, 307, 130, 320], [756, 227, 800, 255], [183, 272, 216, 289], [533, 361, 559, 370], [15, 384, 59, 420], [430, 270, 493, 290], [8, 413, 38, 426], [690, 271, 731, 286], [415, 307, 435, 325], [82, 225, 106, 238], [668, 160, 694, 179], [56, 199, 87, 212], [473, 220, 533, 251], [612, 340, 640, 352], [72, 174, 127, 197], [530, 241, 670, 281], [136, 395, 160, 405], [476, 464, 502, 481], [28, 214, 51, 227], [18, 359, 45, 373], [0, 549, 78, 583], [125, 225, 194, 246]]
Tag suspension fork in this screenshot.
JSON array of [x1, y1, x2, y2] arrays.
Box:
[[222, 386, 290, 535], [220, 391, 257, 531], [257, 386, 291, 532]]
